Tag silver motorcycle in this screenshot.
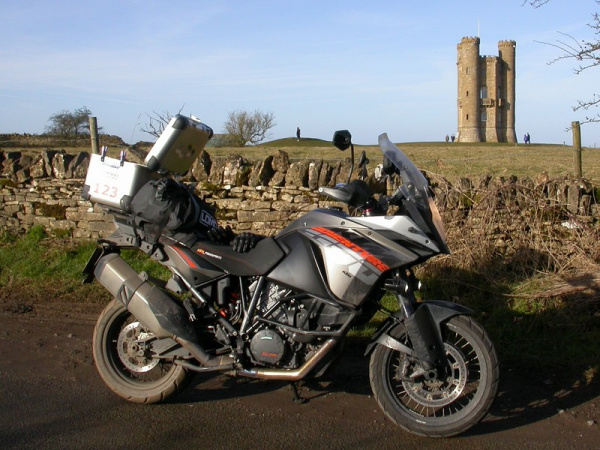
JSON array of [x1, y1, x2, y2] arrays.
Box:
[[83, 130, 499, 437]]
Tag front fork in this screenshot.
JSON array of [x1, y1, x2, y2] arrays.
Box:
[[366, 271, 473, 371]]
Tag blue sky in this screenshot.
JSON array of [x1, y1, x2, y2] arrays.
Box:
[[1, 0, 599, 146]]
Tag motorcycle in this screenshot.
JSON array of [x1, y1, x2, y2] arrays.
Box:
[[82, 129, 499, 438]]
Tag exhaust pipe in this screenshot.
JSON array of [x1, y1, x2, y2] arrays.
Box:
[[235, 338, 338, 381], [93, 253, 215, 365]]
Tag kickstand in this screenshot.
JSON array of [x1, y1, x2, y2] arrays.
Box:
[[289, 382, 306, 403]]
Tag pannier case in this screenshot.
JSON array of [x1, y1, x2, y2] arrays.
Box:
[[82, 154, 159, 212], [145, 115, 213, 175]]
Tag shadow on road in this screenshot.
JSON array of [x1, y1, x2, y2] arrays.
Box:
[[173, 342, 599, 436]]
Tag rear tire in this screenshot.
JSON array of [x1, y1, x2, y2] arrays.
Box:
[[369, 315, 499, 437], [92, 299, 194, 403]]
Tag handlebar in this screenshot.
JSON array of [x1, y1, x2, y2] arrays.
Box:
[[318, 179, 371, 208], [319, 179, 386, 216]]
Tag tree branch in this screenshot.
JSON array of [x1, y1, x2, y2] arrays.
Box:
[[140, 105, 185, 138], [530, 1, 600, 124]]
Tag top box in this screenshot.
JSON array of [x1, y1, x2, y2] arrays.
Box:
[[145, 115, 213, 175]]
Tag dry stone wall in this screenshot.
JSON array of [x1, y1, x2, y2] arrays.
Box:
[[1, 149, 598, 242]]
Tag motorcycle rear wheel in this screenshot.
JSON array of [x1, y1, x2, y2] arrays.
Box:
[[92, 299, 194, 404], [369, 315, 499, 437]]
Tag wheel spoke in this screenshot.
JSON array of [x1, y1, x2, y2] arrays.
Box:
[[382, 320, 487, 419]]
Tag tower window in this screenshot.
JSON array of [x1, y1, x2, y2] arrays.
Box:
[[481, 112, 487, 122], [466, 67, 470, 75], [480, 86, 488, 99]]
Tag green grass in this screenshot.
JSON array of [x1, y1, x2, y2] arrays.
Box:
[[0, 226, 93, 281], [259, 137, 331, 147], [0, 226, 170, 303]]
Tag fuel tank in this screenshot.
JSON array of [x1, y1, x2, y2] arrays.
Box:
[[270, 209, 421, 306]]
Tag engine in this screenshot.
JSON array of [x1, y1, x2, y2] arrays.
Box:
[[246, 280, 350, 367], [246, 281, 295, 365], [249, 329, 286, 365]]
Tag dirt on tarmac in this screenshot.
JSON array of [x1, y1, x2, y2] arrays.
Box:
[[1, 293, 599, 449]]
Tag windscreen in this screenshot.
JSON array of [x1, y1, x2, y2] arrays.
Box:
[[378, 133, 449, 252], [378, 133, 429, 207]]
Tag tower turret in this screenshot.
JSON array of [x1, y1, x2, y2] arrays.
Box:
[[457, 37, 481, 142], [498, 40, 517, 143]]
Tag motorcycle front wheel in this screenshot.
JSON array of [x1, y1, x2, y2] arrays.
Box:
[[369, 315, 499, 438], [92, 299, 194, 404]]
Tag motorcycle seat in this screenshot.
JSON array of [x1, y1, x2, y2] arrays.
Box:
[[187, 237, 286, 276]]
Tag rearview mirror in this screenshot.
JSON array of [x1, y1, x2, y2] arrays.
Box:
[[382, 155, 399, 175], [332, 130, 354, 184], [332, 130, 352, 151]]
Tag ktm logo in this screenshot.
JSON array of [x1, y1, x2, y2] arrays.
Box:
[[195, 248, 222, 260]]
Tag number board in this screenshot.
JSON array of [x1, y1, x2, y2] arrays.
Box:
[[83, 154, 158, 211]]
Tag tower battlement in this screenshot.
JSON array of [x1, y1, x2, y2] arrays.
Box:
[[498, 40, 516, 47], [459, 36, 480, 44], [457, 37, 517, 143]]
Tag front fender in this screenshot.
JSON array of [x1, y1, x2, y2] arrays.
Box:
[[365, 300, 473, 357]]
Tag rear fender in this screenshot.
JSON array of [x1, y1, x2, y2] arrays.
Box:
[[365, 300, 473, 360]]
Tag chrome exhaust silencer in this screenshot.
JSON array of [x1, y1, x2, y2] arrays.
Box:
[[93, 252, 214, 365]]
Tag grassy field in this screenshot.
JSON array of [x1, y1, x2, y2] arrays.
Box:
[[8, 135, 599, 183], [258, 139, 600, 184]]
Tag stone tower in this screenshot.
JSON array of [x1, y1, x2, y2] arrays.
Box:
[[457, 37, 517, 143]]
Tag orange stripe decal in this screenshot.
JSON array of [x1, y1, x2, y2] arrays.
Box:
[[312, 227, 390, 272], [172, 245, 198, 269]]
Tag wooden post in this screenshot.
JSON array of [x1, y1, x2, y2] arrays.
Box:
[[89, 116, 100, 154], [572, 121, 582, 178]]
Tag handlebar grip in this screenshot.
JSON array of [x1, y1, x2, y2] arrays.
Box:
[[318, 186, 352, 203]]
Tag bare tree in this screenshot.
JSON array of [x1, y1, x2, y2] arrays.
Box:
[[45, 106, 94, 137], [140, 105, 185, 138], [523, 0, 550, 7], [222, 110, 276, 146], [526, 0, 600, 124]]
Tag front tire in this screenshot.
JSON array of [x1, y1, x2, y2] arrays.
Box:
[[92, 299, 194, 404], [369, 315, 499, 437]]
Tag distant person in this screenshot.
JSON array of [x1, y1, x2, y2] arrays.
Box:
[[526, 132, 531, 144], [445, 134, 449, 142], [451, 134, 455, 142], [296, 127, 301, 141]]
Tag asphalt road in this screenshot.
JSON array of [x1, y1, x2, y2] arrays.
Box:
[[1, 308, 599, 449]]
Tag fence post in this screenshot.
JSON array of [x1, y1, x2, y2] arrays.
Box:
[[89, 116, 100, 154], [572, 121, 582, 178]]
